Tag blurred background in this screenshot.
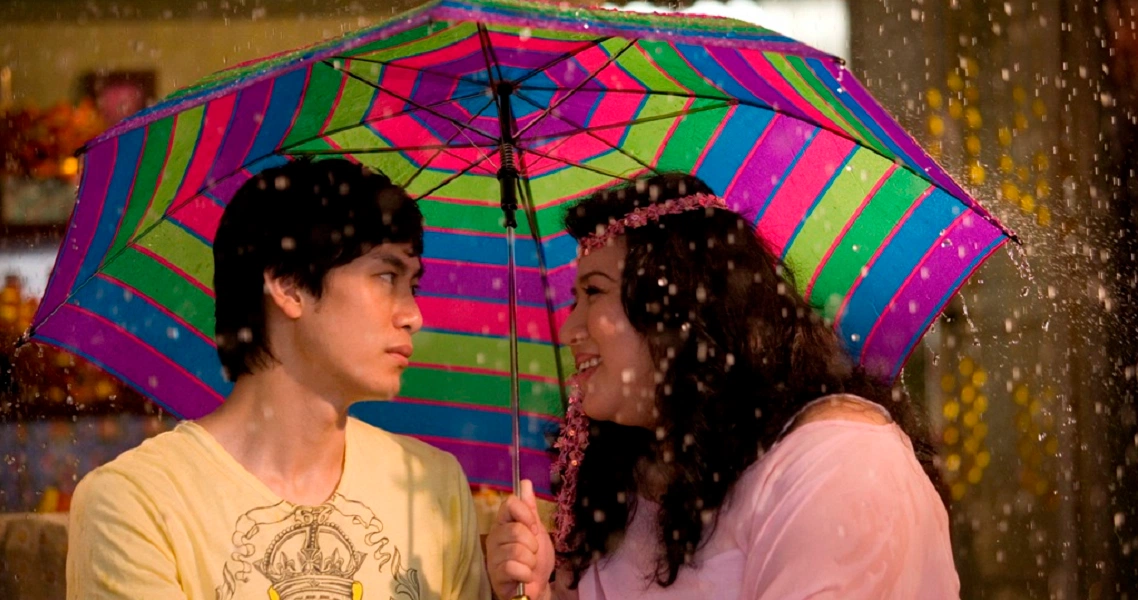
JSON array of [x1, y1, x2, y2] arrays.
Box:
[[0, 0, 1135, 598]]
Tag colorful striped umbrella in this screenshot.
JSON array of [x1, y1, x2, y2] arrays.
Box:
[[27, 0, 1013, 499]]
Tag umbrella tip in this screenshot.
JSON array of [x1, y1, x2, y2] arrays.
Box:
[[14, 328, 32, 351]]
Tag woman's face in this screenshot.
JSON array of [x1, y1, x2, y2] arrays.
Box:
[[560, 238, 658, 428]]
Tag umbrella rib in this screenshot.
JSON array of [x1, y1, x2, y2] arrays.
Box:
[[409, 152, 496, 201], [323, 60, 498, 143], [513, 144, 641, 183], [511, 170, 569, 409], [284, 142, 498, 156], [512, 39, 638, 141], [515, 99, 735, 144], [475, 22, 511, 170], [524, 85, 745, 107], [276, 90, 490, 156], [331, 55, 491, 88], [513, 89, 660, 176], [512, 37, 611, 86], [401, 95, 501, 190], [476, 24, 505, 87], [313, 69, 504, 189]]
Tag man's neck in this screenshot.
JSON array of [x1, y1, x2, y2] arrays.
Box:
[[196, 367, 350, 506]]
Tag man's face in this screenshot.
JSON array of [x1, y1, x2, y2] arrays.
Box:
[[291, 243, 423, 403]]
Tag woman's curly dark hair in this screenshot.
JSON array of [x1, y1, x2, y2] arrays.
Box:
[[557, 172, 943, 588]]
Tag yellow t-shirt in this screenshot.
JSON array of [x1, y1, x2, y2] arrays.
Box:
[[66, 417, 490, 600]]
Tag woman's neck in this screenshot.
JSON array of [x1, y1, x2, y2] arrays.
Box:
[[635, 456, 672, 500]]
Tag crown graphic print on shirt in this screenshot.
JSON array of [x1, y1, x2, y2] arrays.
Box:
[[218, 495, 422, 600]]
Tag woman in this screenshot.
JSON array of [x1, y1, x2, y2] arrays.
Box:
[[486, 173, 959, 599]]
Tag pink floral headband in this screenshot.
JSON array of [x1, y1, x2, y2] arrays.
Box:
[[580, 192, 729, 255]]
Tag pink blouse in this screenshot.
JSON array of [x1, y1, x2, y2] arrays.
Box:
[[576, 414, 960, 599]]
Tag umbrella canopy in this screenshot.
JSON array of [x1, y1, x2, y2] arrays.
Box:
[[28, 0, 1013, 498]]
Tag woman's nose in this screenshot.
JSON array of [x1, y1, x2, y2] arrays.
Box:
[[559, 304, 586, 346]]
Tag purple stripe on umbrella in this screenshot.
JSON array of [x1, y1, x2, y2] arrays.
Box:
[[38, 140, 118, 316], [707, 46, 804, 119], [858, 214, 1006, 378], [204, 79, 275, 190], [35, 303, 225, 418], [207, 169, 254, 206], [410, 104, 500, 144], [407, 71, 501, 141], [427, 438, 553, 497], [420, 259, 576, 306], [818, 60, 1010, 238], [516, 90, 601, 141], [725, 115, 815, 222], [541, 54, 608, 91]]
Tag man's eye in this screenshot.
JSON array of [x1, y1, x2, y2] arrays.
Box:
[[378, 273, 396, 283]]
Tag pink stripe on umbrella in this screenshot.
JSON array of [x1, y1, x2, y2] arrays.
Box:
[[169, 196, 226, 243], [757, 134, 856, 255], [419, 296, 566, 343]]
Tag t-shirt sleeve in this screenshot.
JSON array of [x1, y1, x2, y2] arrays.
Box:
[[66, 468, 187, 599], [735, 425, 959, 599], [443, 456, 492, 600]]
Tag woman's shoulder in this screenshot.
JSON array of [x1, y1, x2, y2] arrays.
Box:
[[730, 397, 925, 514], [790, 394, 893, 429], [723, 402, 958, 598]]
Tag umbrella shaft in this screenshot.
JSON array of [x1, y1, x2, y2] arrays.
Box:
[[507, 225, 522, 494], [508, 224, 525, 600]]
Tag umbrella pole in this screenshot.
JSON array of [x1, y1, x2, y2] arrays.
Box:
[[495, 83, 531, 600]]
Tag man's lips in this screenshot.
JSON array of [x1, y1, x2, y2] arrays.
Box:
[[387, 345, 413, 366]]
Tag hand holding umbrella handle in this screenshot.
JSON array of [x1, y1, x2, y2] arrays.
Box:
[[487, 480, 555, 600]]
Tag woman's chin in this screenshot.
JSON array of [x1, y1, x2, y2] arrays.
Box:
[[580, 391, 613, 423]]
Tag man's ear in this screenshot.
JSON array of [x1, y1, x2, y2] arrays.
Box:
[[264, 270, 305, 319]]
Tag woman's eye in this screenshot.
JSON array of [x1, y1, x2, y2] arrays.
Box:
[[584, 285, 602, 296]]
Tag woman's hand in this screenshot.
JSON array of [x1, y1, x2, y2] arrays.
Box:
[[485, 479, 556, 600]]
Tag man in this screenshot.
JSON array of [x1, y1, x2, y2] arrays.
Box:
[[67, 159, 489, 600]]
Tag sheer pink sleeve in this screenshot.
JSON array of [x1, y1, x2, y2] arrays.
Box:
[[732, 421, 959, 599]]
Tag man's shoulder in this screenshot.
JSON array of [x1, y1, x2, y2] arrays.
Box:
[[75, 424, 201, 500], [348, 417, 461, 472]]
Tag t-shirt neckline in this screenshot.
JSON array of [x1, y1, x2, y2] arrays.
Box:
[[177, 418, 354, 508]]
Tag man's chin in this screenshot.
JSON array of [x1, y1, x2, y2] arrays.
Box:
[[344, 380, 402, 404]]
